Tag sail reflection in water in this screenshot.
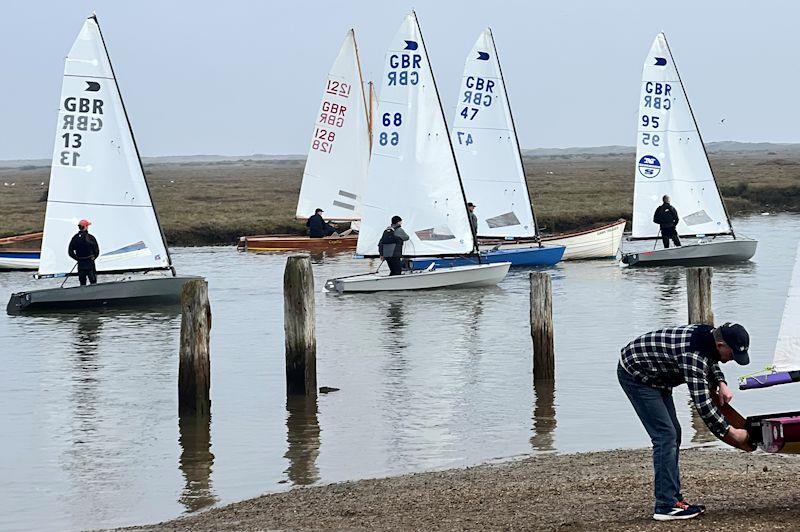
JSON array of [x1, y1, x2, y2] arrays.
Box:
[[284, 396, 321, 485]]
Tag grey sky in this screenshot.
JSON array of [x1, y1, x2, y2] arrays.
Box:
[[3, 0, 799, 160]]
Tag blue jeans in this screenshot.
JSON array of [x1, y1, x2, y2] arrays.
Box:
[[617, 363, 683, 511]]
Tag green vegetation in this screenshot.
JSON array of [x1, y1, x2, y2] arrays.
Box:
[[1, 150, 799, 246]]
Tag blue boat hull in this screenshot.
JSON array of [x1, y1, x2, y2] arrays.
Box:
[[410, 245, 565, 269]]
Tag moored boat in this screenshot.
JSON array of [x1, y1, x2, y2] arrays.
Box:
[[540, 219, 627, 260], [326, 262, 509, 293], [238, 29, 371, 253], [7, 15, 200, 314], [619, 33, 757, 267], [411, 245, 563, 269], [0, 232, 42, 270]]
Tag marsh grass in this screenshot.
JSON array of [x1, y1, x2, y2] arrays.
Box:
[[1, 151, 798, 245]]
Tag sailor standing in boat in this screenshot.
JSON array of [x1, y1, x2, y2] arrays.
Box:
[[653, 195, 681, 248], [617, 323, 752, 521], [68, 219, 100, 286], [379, 215, 410, 276], [467, 202, 478, 238], [306, 208, 337, 238]]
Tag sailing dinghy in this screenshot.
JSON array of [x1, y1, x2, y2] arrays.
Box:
[[237, 30, 370, 253], [7, 15, 199, 314], [411, 28, 563, 270], [620, 33, 756, 267], [0, 232, 42, 270], [325, 12, 510, 293]]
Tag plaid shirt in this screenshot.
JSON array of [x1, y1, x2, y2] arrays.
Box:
[[619, 325, 730, 438]]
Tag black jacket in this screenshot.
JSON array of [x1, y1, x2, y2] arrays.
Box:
[[306, 213, 332, 238], [653, 204, 679, 229], [378, 226, 409, 257], [68, 231, 99, 262]]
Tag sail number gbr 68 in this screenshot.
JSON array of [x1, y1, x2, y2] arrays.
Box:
[[59, 95, 104, 167]]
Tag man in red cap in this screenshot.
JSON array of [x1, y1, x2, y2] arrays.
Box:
[[68, 219, 100, 285]]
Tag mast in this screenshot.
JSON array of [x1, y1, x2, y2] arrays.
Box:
[[413, 11, 478, 255], [351, 29, 371, 153], [367, 81, 376, 149], [92, 14, 176, 274], [488, 28, 539, 239], [661, 33, 735, 239]]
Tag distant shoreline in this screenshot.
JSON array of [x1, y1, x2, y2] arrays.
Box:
[[2, 148, 799, 246]]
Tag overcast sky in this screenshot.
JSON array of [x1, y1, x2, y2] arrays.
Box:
[[3, 1, 799, 160]]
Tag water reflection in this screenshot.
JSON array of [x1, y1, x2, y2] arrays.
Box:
[[531, 380, 557, 452], [178, 414, 217, 512], [657, 269, 683, 323], [283, 395, 320, 485], [382, 299, 408, 353]]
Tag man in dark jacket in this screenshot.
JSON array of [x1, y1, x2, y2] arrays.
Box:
[[378, 215, 410, 276], [653, 195, 681, 248], [617, 323, 752, 521], [467, 202, 478, 238], [68, 219, 100, 286], [306, 208, 337, 238]]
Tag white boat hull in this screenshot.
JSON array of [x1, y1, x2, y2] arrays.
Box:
[[0, 256, 39, 270], [621, 239, 757, 267], [541, 220, 627, 260], [325, 262, 511, 293]]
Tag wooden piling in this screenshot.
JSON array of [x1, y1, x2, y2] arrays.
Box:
[[687, 267, 714, 326], [284, 254, 317, 396], [530, 272, 554, 381], [179, 279, 212, 416]]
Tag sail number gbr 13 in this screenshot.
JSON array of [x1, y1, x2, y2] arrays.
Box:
[[60, 96, 104, 167]]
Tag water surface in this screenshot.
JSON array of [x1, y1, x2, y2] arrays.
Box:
[[1, 214, 799, 530]]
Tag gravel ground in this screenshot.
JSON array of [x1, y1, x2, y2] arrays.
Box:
[[124, 447, 800, 531]]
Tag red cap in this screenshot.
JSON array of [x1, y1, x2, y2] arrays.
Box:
[[79, 219, 91, 227]]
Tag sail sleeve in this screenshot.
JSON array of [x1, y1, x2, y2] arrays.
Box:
[[38, 17, 171, 277], [451, 29, 536, 238], [631, 33, 731, 239], [295, 30, 371, 222], [355, 12, 473, 257]]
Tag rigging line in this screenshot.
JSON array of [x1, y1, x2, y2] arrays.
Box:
[[48, 200, 154, 208]]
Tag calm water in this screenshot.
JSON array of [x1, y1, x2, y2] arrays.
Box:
[[2, 214, 799, 530]]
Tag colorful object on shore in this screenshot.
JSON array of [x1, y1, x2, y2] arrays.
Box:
[[325, 12, 510, 293], [752, 416, 800, 454], [620, 33, 756, 267], [740, 243, 800, 390], [450, 28, 563, 263], [7, 15, 199, 314]]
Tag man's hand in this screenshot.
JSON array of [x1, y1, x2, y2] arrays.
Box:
[[716, 381, 733, 405], [724, 427, 754, 452]]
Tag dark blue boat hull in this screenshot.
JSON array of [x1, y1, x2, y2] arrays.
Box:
[[410, 245, 565, 269]]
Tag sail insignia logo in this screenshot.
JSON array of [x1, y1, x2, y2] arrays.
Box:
[[638, 155, 661, 178]]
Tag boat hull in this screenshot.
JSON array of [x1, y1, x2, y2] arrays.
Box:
[[325, 262, 510, 293], [0, 251, 40, 270], [540, 219, 627, 260], [621, 239, 757, 267], [409, 245, 564, 270], [237, 234, 357, 253], [7, 275, 203, 314]]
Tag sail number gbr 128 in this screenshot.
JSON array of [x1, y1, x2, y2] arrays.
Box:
[[59, 95, 104, 167]]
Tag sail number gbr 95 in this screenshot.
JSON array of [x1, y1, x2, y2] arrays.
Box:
[[59, 94, 104, 167], [639, 82, 671, 148]]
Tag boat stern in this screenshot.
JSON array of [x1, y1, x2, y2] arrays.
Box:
[[6, 291, 32, 315]]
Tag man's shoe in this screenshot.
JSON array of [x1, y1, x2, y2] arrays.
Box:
[[677, 499, 706, 513], [653, 505, 703, 521]]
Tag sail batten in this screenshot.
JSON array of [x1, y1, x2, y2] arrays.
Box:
[[355, 12, 474, 258], [451, 28, 536, 239], [295, 30, 371, 222], [38, 16, 171, 277], [631, 33, 732, 239]]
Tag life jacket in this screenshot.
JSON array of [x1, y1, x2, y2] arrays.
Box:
[[378, 227, 403, 257]]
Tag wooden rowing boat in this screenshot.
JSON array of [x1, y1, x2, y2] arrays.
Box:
[[237, 234, 358, 252]]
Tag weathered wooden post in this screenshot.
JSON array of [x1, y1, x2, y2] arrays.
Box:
[[179, 279, 211, 416], [687, 267, 714, 325], [530, 271, 555, 381], [284, 254, 317, 396]]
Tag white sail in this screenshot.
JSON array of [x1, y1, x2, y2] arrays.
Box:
[[295, 30, 371, 222], [632, 33, 731, 239], [452, 28, 536, 238], [38, 16, 170, 277], [773, 243, 800, 372], [356, 12, 473, 257]]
